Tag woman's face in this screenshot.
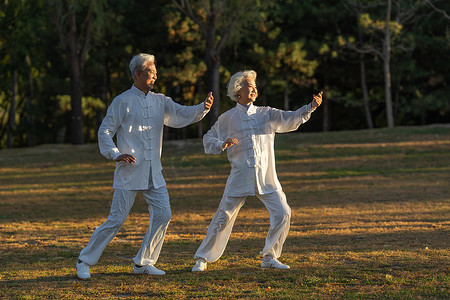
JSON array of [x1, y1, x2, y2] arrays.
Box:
[[237, 77, 258, 105]]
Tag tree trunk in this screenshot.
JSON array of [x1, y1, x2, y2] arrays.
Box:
[[69, 52, 84, 144], [97, 61, 109, 129], [359, 55, 374, 129], [394, 86, 399, 120], [177, 84, 187, 140], [6, 70, 18, 148], [205, 47, 221, 128], [173, 0, 248, 129], [323, 68, 330, 132], [322, 98, 330, 132], [284, 85, 289, 110], [164, 126, 169, 141], [204, 5, 221, 128], [52, 0, 95, 144], [0, 101, 9, 143], [210, 60, 221, 127], [384, 0, 394, 128], [196, 82, 204, 138], [197, 119, 203, 138], [25, 55, 36, 146], [262, 88, 267, 106]]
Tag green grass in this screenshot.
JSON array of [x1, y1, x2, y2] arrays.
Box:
[[1, 125, 449, 299]]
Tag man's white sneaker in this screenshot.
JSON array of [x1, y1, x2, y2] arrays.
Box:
[[192, 258, 207, 272], [133, 265, 166, 276], [76, 260, 91, 280], [261, 258, 290, 269]]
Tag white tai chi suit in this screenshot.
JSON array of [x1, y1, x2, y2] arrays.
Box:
[[79, 85, 209, 266], [194, 102, 315, 262]]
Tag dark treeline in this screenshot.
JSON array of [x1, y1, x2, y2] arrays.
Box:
[[1, 0, 449, 148]]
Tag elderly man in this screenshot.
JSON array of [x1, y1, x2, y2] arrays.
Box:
[[76, 53, 213, 279], [192, 70, 322, 272]]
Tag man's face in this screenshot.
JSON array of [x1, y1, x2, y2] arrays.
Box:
[[135, 62, 157, 92], [238, 78, 258, 105]]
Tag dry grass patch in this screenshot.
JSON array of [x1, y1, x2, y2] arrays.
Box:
[[1, 126, 449, 299]]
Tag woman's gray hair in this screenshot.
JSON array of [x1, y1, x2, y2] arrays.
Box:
[[226, 70, 257, 102], [129, 53, 155, 80]]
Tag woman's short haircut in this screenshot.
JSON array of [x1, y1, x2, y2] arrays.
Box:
[[226, 70, 257, 102], [129, 53, 155, 80]]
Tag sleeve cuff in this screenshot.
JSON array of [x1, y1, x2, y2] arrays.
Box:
[[112, 150, 122, 161], [217, 141, 225, 152]]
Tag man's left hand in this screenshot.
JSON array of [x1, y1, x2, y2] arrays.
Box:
[[311, 91, 323, 109], [204, 92, 214, 110]]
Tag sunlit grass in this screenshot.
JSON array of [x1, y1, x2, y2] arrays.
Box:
[[1, 126, 449, 299]]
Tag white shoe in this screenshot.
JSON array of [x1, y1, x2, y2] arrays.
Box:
[[133, 265, 166, 276], [76, 260, 91, 280], [192, 258, 207, 272], [261, 258, 290, 269]]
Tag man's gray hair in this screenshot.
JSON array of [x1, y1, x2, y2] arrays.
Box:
[[129, 53, 155, 80], [226, 70, 257, 102]]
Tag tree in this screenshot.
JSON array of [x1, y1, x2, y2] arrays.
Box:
[[383, 0, 395, 127], [51, 0, 105, 144], [257, 0, 346, 131], [161, 8, 208, 138], [172, 0, 264, 126], [253, 39, 318, 110], [0, 0, 47, 148], [340, 0, 437, 128], [341, 0, 380, 129], [0, 0, 448, 149], [396, 0, 450, 124]]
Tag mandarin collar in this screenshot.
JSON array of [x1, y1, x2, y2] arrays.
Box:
[[236, 102, 256, 114], [131, 84, 147, 98]]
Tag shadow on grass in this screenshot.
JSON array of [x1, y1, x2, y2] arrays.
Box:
[[1, 228, 448, 299], [2, 274, 81, 285], [2, 228, 448, 270], [1, 180, 448, 222]]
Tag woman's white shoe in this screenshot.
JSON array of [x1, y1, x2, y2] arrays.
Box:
[[76, 261, 91, 279], [133, 265, 166, 276], [192, 259, 207, 272], [261, 258, 290, 269]]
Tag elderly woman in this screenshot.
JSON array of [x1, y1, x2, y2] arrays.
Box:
[[192, 70, 323, 271]]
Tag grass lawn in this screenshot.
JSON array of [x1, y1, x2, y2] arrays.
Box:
[[0, 125, 449, 299]]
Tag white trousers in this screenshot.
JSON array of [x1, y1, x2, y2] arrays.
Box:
[[79, 186, 171, 266], [194, 189, 291, 262]]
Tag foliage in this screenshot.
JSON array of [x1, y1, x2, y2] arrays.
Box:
[[56, 95, 106, 142], [0, 0, 449, 148]]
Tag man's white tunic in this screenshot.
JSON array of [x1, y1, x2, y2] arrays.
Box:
[[203, 102, 315, 197], [98, 85, 208, 190]]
